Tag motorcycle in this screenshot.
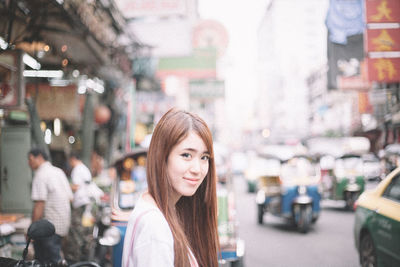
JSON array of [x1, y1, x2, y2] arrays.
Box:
[[256, 155, 321, 233], [86, 197, 121, 266], [0, 219, 101, 267]]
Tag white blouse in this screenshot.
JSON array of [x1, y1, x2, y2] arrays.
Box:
[[122, 196, 199, 267]]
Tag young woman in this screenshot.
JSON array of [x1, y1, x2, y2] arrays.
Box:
[[122, 108, 220, 267]]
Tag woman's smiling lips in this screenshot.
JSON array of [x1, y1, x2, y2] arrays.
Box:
[[183, 177, 200, 185]]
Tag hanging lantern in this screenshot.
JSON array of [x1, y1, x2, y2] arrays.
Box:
[[94, 105, 111, 124]]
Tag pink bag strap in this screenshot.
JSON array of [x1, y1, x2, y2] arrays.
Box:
[[125, 209, 156, 267]]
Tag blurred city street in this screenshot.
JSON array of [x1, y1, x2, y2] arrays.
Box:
[[233, 175, 381, 267], [1, 0, 400, 266]]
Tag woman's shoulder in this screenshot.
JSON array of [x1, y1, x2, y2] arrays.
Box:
[[132, 197, 171, 232]]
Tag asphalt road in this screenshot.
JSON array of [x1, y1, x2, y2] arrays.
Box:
[[231, 175, 370, 267]]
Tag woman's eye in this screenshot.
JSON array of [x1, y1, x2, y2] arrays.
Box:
[[181, 153, 191, 158], [201, 155, 210, 161]]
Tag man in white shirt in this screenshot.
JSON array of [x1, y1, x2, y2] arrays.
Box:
[[64, 151, 93, 263], [69, 152, 92, 209], [28, 148, 73, 264]]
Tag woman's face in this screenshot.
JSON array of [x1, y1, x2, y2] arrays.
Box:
[[167, 131, 210, 203]]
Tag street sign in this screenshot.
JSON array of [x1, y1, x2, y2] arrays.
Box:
[[189, 80, 225, 99]]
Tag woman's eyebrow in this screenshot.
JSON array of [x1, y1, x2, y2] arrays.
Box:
[[183, 148, 209, 154]]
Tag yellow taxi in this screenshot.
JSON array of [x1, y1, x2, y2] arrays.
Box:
[[354, 167, 400, 267]]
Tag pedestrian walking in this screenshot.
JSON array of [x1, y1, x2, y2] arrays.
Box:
[[122, 108, 220, 267], [64, 151, 94, 263], [28, 148, 73, 264]]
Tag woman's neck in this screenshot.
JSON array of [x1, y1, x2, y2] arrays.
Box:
[[142, 191, 157, 207], [142, 190, 178, 213]]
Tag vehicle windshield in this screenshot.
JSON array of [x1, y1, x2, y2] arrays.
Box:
[[280, 158, 318, 184], [246, 157, 281, 177], [334, 156, 363, 178], [116, 154, 148, 210]]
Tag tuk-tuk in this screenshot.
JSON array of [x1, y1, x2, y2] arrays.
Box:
[[245, 145, 296, 193], [307, 137, 370, 210], [331, 153, 365, 209], [244, 153, 281, 193], [256, 155, 321, 233], [110, 147, 244, 267], [382, 143, 400, 176], [110, 147, 148, 267]]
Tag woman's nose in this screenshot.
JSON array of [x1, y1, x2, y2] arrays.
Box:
[[190, 158, 201, 173]]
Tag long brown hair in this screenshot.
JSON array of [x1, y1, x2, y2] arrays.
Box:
[[146, 108, 220, 267]]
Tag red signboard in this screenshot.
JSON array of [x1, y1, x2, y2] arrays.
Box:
[[0, 50, 24, 109], [367, 57, 400, 82], [365, 0, 400, 23], [358, 92, 373, 114], [366, 28, 400, 52]]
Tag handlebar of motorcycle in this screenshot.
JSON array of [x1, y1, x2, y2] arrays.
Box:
[[69, 261, 101, 267], [0, 257, 101, 267]]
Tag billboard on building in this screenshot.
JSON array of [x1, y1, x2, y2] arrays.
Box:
[[25, 83, 79, 121], [325, 0, 367, 90], [192, 20, 229, 58], [115, 0, 187, 18], [129, 19, 192, 58], [189, 80, 225, 99], [325, 0, 364, 45], [157, 48, 217, 80], [327, 34, 367, 89]]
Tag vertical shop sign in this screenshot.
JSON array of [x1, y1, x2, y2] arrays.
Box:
[[366, 57, 400, 82], [358, 91, 373, 113], [365, 28, 400, 52], [365, 0, 400, 23], [364, 0, 400, 82], [327, 34, 367, 89]]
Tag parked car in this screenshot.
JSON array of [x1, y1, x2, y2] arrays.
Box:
[[110, 147, 244, 267], [354, 167, 400, 267]]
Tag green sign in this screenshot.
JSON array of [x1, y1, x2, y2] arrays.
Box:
[[158, 48, 216, 71], [189, 80, 224, 99]]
